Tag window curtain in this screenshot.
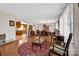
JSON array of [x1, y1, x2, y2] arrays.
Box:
[[59, 4, 73, 43]]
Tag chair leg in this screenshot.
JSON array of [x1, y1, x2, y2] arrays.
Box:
[[67, 51, 69, 56], [48, 49, 53, 56], [63, 50, 69, 56], [48, 52, 51, 56]]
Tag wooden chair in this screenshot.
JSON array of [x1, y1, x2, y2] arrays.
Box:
[[49, 33, 73, 56]]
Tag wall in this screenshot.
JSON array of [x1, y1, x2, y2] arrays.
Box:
[[0, 11, 16, 42], [73, 3, 79, 55]]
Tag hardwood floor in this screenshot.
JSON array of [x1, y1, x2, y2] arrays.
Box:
[[0, 36, 52, 56], [0, 40, 19, 56]]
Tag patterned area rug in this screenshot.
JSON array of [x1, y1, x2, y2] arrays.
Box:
[[18, 40, 52, 56]]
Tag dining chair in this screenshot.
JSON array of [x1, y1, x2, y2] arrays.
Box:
[[49, 33, 73, 56]]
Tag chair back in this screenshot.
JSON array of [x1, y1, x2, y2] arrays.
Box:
[[63, 33, 73, 56]]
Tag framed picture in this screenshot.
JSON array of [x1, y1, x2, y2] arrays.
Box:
[[9, 20, 15, 26]]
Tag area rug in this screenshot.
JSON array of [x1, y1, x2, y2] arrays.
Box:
[[18, 40, 52, 56]]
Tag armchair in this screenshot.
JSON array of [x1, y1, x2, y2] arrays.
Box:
[[49, 33, 72, 56]]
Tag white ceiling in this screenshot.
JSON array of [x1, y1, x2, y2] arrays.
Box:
[[0, 3, 67, 24]]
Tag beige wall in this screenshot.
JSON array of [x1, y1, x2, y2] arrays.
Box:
[[0, 11, 16, 41]]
